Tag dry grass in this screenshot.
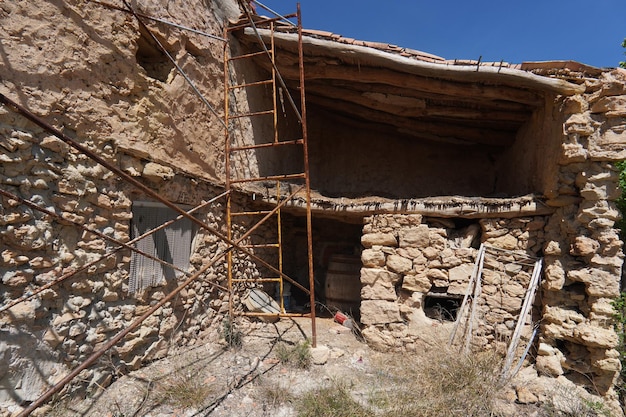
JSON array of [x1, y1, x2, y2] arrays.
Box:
[[275, 340, 311, 369], [369, 346, 506, 417], [155, 372, 216, 409], [295, 380, 374, 417], [256, 378, 294, 409]]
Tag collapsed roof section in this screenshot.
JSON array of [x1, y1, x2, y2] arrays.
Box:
[[229, 23, 594, 218], [237, 26, 584, 147]]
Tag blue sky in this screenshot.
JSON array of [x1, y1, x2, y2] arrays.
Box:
[[255, 1, 626, 68]]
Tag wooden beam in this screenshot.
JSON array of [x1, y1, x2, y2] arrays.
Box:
[[239, 29, 586, 96], [251, 53, 544, 106], [319, 80, 537, 113], [306, 94, 517, 146], [301, 80, 532, 123]]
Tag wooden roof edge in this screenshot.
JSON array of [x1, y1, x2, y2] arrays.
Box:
[[240, 28, 587, 96]]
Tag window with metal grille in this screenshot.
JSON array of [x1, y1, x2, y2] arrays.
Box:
[[129, 202, 195, 293]]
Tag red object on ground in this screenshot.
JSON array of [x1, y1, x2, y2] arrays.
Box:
[[334, 311, 348, 324]]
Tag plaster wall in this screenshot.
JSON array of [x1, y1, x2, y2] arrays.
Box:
[[494, 97, 562, 197], [306, 106, 501, 198]]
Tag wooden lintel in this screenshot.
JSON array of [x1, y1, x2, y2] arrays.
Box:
[[251, 192, 555, 219]]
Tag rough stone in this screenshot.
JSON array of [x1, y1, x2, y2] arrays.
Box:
[[398, 225, 429, 248], [142, 162, 175, 183], [401, 273, 432, 293], [361, 249, 386, 267], [360, 268, 401, 286], [361, 232, 397, 248], [360, 300, 402, 325], [386, 254, 413, 274], [570, 236, 599, 257], [516, 386, 539, 404], [310, 345, 330, 365], [361, 281, 397, 301], [536, 354, 564, 377]]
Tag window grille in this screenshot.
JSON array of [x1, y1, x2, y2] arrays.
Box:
[[129, 201, 195, 293]]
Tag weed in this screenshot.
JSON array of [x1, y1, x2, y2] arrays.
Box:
[[156, 372, 214, 409], [295, 381, 374, 417], [256, 378, 293, 408], [275, 340, 311, 369], [222, 318, 242, 349]]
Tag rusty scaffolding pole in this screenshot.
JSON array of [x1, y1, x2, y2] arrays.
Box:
[[0, 2, 317, 415], [224, 3, 317, 346]]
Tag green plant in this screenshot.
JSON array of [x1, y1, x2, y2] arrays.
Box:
[[615, 161, 626, 240], [612, 291, 626, 403], [621, 38, 626, 68], [275, 340, 311, 369], [222, 318, 242, 349], [295, 381, 374, 417]]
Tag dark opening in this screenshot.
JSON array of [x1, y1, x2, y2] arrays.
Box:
[[424, 293, 462, 322], [281, 213, 363, 316], [136, 29, 174, 82]]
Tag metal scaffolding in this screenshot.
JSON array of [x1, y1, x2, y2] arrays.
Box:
[[223, 4, 317, 345], [0, 2, 316, 416]]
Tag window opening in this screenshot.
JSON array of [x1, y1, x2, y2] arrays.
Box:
[[424, 292, 462, 322], [129, 201, 195, 293]]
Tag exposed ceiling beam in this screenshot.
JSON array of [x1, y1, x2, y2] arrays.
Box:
[[251, 53, 544, 107], [300, 81, 532, 124], [306, 94, 517, 146], [316, 80, 538, 114]]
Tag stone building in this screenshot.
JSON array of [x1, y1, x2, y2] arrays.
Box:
[[1, 0, 625, 413]]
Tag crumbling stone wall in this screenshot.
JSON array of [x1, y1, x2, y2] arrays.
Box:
[[0, 0, 257, 409], [359, 69, 626, 406], [359, 214, 545, 352], [0, 137, 247, 404]]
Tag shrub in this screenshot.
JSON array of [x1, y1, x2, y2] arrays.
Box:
[[295, 381, 373, 417], [276, 340, 311, 369]]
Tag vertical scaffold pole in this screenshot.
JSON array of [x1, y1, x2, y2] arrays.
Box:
[[297, 3, 317, 347]]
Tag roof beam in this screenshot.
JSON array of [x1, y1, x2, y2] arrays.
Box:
[[302, 80, 531, 124], [307, 94, 517, 146], [251, 53, 545, 106]]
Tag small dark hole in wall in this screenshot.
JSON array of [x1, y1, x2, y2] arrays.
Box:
[[424, 293, 462, 322], [136, 29, 174, 82]]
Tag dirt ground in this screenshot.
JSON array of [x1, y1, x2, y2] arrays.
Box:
[[15, 316, 618, 417], [36, 316, 377, 417]]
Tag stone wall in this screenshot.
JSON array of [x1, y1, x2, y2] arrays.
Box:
[[358, 69, 626, 406], [0, 138, 249, 404], [359, 214, 545, 352], [0, 0, 256, 409]]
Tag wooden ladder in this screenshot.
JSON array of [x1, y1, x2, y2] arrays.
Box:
[[449, 244, 542, 377]]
